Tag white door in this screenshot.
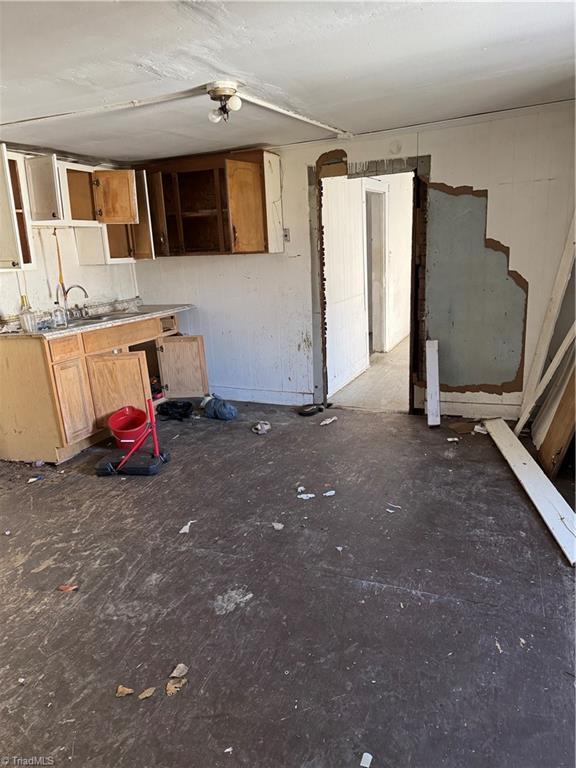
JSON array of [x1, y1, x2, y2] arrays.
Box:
[[323, 176, 369, 396]]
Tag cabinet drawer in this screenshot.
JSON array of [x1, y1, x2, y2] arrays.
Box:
[[82, 317, 162, 354], [49, 334, 83, 362]]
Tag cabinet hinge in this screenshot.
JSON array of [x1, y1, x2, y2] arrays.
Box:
[[163, 383, 169, 391], [92, 178, 101, 187], [157, 345, 164, 353]]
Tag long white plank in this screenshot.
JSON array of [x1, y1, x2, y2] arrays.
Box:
[[426, 339, 441, 426], [485, 418, 576, 565]]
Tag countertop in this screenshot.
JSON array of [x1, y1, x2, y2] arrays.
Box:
[[6, 304, 194, 339]]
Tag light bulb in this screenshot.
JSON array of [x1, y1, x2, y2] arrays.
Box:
[[227, 94, 242, 112], [208, 108, 222, 123]]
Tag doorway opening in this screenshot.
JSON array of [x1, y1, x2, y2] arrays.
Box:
[[321, 170, 415, 412]]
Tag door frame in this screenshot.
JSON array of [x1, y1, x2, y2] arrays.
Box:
[[364, 187, 386, 354], [309, 151, 431, 412]]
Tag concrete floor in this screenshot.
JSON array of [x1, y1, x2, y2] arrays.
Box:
[[0, 405, 574, 767], [332, 336, 410, 412]]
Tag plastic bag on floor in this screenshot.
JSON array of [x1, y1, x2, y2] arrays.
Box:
[[202, 394, 237, 421]]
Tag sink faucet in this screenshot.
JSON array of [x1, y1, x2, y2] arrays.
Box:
[[55, 283, 89, 319]]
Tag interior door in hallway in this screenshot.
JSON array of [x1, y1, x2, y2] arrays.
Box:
[[323, 176, 369, 396]]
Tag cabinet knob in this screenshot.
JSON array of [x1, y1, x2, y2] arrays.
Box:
[[96, 208, 103, 217], [51, 211, 57, 218]]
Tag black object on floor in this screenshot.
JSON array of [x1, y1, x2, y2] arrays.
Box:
[[157, 400, 194, 421], [95, 450, 170, 476]]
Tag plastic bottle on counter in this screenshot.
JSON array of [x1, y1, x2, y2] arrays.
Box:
[[52, 303, 67, 328], [19, 295, 37, 333]]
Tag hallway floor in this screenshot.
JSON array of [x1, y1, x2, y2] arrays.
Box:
[[332, 336, 410, 412]]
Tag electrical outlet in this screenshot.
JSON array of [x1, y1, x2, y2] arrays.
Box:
[[283, 228, 291, 243]]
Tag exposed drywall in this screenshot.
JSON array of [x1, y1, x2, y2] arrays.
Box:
[[426, 184, 527, 391], [0, 228, 136, 318]]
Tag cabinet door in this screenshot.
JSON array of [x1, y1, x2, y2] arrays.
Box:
[[225, 159, 266, 253], [75, 226, 107, 265], [53, 357, 95, 444], [25, 154, 63, 220], [86, 351, 151, 428], [92, 170, 138, 225], [131, 171, 155, 259], [147, 172, 169, 256], [0, 144, 24, 269], [157, 336, 208, 398]]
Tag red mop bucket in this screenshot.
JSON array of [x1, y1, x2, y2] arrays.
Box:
[[108, 406, 148, 448]]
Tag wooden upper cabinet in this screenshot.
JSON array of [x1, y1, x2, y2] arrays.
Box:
[[25, 154, 63, 220], [147, 172, 169, 256], [93, 170, 138, 224], [144, 149, 281, 256], [0, 144, 24, 269], [226, 158, 266, 253]]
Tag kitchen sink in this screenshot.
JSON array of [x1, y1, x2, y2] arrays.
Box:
[[66, 311, 143, 326]]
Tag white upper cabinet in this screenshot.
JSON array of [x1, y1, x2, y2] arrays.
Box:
[[25, 153, 63, 221], [0, 144, 34, 270]]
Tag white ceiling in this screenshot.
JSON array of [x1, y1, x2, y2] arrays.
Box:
[[0, 1, 573, 161]]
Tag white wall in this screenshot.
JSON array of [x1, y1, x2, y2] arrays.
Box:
[[134, 101, 574, 415], [383, 172, 413, 351], [0, 227, 136, 317]]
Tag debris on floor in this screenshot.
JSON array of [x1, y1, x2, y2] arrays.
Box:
[[387, 503, 402, 509], [448, 420, 476, 434], [156, 400, 194, 421], [473, 423, 488, 435], [179, 521, 197, 534], [138, 687, 156, 700], [4, 530, 10, 536], [213, 587, 254, 615], [251, 420, 271, 435], [446, 437, 459, 442], [224, 747, 233, 754], [115, 685, 134, 697], [495, 640, 503, 654], [169, 663, 189, 678], [165, 677, 187, 696], [320, 416, 338, 426], [323, 490, 336, 497], [272, 522, 284, 530], [297, 485, 306, 493], [202, 394, 237, 421], [18, 677, 25, 685], [360, 752, 373, 767], [27, 475, 43, 484], [56, 584, 78, 593], [297, 493, 316, 500], [336, 546, 343, 553]]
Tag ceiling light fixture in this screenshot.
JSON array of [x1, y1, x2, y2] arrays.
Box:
[[206, 81, 243, 124]]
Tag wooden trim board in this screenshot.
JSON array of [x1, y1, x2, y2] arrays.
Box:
[[520, 214, 575, 423], [485, 418, 576, 565], [515, 322, 576, 435], [425, 339, 441, 426]]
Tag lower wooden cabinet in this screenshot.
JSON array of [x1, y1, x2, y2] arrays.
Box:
[[53, 357, 95, 443], [0, 319, 209, 463], [87, 351, 151, 428], [157, 336, 208, 398]]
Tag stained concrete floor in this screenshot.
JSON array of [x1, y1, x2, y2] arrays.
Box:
[[332, 337, 410, 412], [0, 405, 574, 768]]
